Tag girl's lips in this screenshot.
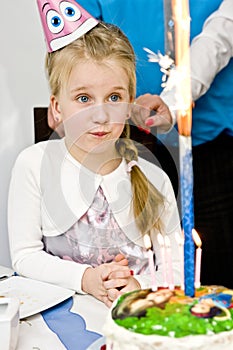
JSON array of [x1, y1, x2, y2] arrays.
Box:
[[91, 131, 109, 136]]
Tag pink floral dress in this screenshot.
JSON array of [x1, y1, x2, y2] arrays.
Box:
[[43, 186, 150, 275]]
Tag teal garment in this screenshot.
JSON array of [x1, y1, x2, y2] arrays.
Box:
[[78, 0, 233, 146]]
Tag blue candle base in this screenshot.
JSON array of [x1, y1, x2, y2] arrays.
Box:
[[179, 136, 195, 297]]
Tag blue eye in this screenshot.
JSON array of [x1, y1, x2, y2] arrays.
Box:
[[77, 95, 89, 103], [47, 10, 64, 34], [60, 1, 81, 22], [110, 95, 120, 102]]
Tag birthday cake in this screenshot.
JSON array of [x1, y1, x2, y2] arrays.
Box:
[[103, 286, 233, 350]]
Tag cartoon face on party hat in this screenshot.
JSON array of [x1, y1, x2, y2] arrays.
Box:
[[37, 0, 99, 52]]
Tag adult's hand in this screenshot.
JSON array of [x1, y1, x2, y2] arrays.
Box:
[[131, 93, 174, 133]]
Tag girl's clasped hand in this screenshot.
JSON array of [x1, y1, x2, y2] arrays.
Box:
[[82, 254, 140, 307]]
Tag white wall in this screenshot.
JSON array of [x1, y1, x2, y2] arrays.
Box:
[[0, 0, 49, 266]]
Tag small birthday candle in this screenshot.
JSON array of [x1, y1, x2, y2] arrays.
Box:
[[192, 229, 202, 289], [164, 236, 174, 290], [144, 234, 157, 291], [175, 231, 185, 290], [157, 233, 168, 288]]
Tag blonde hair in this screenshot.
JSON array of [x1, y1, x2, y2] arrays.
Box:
[[46, 22, 165, 236], [46, 22, 136, 99]]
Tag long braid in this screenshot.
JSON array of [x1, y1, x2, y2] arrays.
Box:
[[116, 125, 165, 236]]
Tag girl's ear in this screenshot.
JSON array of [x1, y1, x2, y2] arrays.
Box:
[[50, 95, 62, 123], [48, 96, 65, 137]]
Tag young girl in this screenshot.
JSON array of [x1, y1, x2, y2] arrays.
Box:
[[8, 16, 181, 306]]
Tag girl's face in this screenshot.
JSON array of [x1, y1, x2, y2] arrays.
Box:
[[146, 289, 174, 304], [191, 303, 211, 314], [51, 59, 133, 160]]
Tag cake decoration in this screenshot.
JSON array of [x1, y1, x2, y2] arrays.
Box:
[[104, 286, 233, 348]]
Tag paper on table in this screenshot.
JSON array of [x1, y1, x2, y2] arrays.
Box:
[[0, 276, 75, 319]]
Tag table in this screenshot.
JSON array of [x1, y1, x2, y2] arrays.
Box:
[[17, 294, 109, 350], [17, 294, 109, 349], [0, 266, 109, 350]]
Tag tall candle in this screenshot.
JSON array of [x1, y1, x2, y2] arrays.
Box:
[[143, 234, 157, 291], [157, 233, 168, 288], [192, 229, 202, 289], [164, 236, 174, 290], [172, 0, 195, 297]]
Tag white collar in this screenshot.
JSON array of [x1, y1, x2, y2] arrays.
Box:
[[41, 139, 144, 246]]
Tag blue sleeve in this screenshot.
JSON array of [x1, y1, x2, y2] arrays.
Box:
[[76, 0, 103, 20]]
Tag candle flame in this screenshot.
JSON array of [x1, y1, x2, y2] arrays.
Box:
[[143, 233, 152, 250], [157, 233, 165, 246], [175, 231, 184, 245], [192, 229, 202, 248]]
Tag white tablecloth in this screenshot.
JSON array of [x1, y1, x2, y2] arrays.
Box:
[[0, 265, 109, 350], [71, 294, 108, 334], [18, 313, 67, 350], [16, 294, 109, 350]]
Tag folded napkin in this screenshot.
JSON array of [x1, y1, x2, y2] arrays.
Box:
[[42, 297, 101, 350]]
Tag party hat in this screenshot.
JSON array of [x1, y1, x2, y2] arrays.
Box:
[[37, 0, 99, 52]]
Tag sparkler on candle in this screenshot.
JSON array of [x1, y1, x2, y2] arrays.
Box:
[[172, 0, 192, 137], [192, 229, 202, 289], [143, 234, 157, 291], [164, 236, 174, 290], [172, 0, 195, 297], [157, 233, 168, 288], [175, 231, 184, 290]]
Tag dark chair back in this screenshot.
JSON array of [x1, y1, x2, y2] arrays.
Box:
[[34, 107, 59, 143]]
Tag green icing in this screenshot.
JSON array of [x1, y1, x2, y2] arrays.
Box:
[[114, 301, 233, 338]]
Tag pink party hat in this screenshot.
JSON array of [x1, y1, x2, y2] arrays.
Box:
[[37, 0, 99, 52]]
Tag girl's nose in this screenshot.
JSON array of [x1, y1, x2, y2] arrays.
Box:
[[92, 104, 109, 124]]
